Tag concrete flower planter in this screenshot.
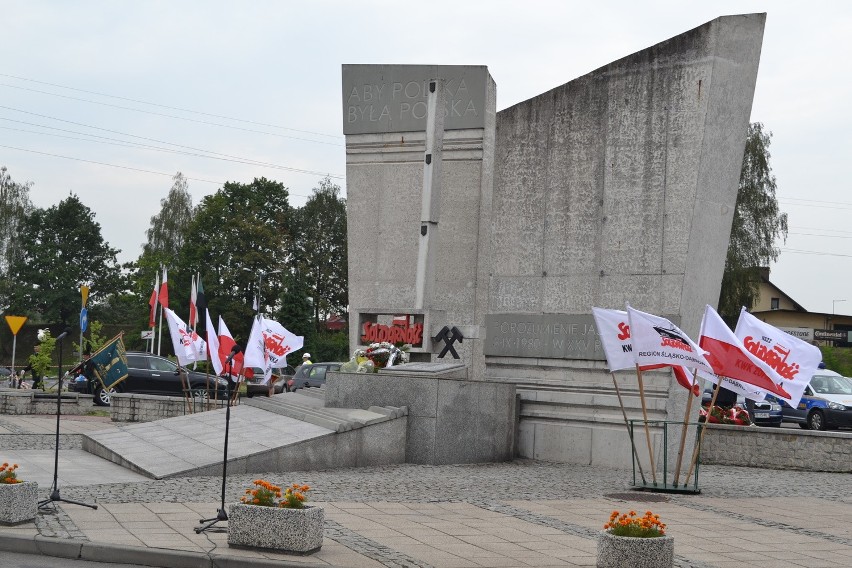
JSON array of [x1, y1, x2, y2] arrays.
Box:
[[597, 530, 674, 568], [0, 481, 38, 525], [228, 503, 324, 553]]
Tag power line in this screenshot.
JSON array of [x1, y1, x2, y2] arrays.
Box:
[[0, 144, 327, 199], [0, 95, 342, 148], [0, 110, 343, 178], [788, 231, 852, 240], [790, 225, 852, 235], [779, 197, 852, 210], [0, 144, 223, 184], [0, 73, 341, 139], [780, 248, 852, 258], [778, 198, 852, 211], [0, 121, 345, 178]]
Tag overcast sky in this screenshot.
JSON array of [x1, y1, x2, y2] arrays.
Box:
[[2, 1, 850, 315]]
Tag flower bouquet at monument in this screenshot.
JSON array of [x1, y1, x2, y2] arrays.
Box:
[[698, 405, 752, 426], [365, 341, 410, 369], [341, 342, 411, 373]]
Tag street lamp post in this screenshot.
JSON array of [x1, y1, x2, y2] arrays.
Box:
[[244, 268, 282, 316]]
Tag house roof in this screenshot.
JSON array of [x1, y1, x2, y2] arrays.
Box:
[[758, 267, 807, 312]]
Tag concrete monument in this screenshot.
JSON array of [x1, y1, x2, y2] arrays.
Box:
[[342, 14, 766, 468]]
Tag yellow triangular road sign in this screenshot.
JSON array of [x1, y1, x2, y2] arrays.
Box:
[[4, 315, 27, 335]]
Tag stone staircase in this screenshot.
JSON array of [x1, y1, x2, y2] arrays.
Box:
[[82, 390, 408, 479]]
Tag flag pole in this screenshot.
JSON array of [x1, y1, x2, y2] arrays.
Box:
[[684, 378, 721, 485], [611, 373, 646, 484], [634, 364, 657, 484], [157, 302, 163, 356], [672, 368, 698, 486]]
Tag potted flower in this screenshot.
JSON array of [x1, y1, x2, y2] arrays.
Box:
[[597, 510, 673, 568], [228, 480, 323, 553], [0, 462, 38, 525]]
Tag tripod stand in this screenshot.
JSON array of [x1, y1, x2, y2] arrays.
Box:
[[195, 349, 239, 533], [39, 330, 97, 511]]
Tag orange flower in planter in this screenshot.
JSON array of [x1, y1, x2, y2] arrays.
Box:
[[603, 510, 666, 538], [239, 479, 312, 509], [0, 462, 22, 484]]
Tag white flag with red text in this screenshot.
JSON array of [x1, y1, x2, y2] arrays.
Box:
[[593, 307, 700, 396], [734, 308, 822, 408], [627, 305, 715, 374], [164, 308, 206, 366], [244, 316, 304, 384], [592, 307, 634, 372]]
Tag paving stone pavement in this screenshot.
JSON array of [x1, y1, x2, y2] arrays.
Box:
[[1, 416, 851, 567]]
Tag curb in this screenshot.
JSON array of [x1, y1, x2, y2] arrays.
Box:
[[0, 533, 320, 568]]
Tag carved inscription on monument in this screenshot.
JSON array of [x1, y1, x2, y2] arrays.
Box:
[[484, 314, 604, 360], [342, 64, 487, 135]]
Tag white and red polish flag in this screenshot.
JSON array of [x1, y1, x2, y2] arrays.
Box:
[[217, 316, 244, 379], [626, 305, 715, 374], [205, 309, 222, 376], [698, 305, 790, 400], [158, 267, 169, 310], [734, 307, 822, 408], [148, 274, 159, 328], [592, 307, 700, 396], [189, 275, 197, 329]]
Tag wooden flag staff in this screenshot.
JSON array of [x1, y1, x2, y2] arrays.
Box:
[[672, 369, 698, 486], [684, 379, 721, 485], [634, 364, 657, 484], [611, 373, 646, 485]]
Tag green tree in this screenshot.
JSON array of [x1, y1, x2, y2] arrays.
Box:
[[143, 172, 194, 260], [276, 266, 314, 339], [179, 177, 294, 340], [72, 320, 108, 355], [7, 194, 124, 325], [294, 178, 348, 331], [120, 172, 195, 342], [27, 328, 56, 381], [718, 123, 789, 321], [133, 172, 194, 304], [0, 166, 34, 310]]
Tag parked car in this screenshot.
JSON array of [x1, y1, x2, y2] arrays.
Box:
[[701, 386, 782, 427], [244, 365, 295, 398], [766, 372, 852, 431], [287, 362, 343, 391], [69, 351, 229, 406]]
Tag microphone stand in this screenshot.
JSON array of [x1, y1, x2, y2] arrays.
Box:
[[39, 331, 98, 511], [195, 353, 237, 533]]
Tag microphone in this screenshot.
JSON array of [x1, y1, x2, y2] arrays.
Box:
[[55, 328, 72, 341], [224, 344, 242, 366]]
